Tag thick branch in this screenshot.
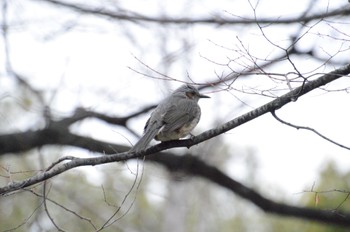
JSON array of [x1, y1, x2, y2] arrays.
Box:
[[55, 105, 155, 127], [0, 128, 128, 155], [2, 145, 350, 226], [37, 0, 350, 25], [147, 153, 350, 226], [0, 105, 156, 155]]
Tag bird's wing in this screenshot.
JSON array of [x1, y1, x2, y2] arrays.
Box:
[[161, 99, 199, 133], [130, 117, 163, 152]]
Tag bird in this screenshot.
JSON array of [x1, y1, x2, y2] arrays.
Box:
[[130, 84, 210, 152]]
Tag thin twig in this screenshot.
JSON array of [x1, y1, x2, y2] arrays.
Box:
[[43, 181, 66, 232], [271, 110, 350, 151], [27, 189, 97, 229], [97, 157, 145, 230]]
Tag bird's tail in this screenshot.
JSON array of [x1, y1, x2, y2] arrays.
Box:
[[129, 123, 161, 153]]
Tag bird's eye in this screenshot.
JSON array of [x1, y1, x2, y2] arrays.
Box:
[[186, 92, 195, 99]]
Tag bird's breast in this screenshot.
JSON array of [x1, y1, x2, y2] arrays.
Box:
[[177, 117, 200, 137]]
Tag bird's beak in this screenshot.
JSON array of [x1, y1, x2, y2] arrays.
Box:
[[199, 93, 210, 98]]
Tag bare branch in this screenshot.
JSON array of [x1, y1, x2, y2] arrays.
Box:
[[54, 106, 156, 127], [43, 183, 66, 232], [299, 188, 350, 211], [36, 0, 350, 25], [146, 153, 350, 226], [2, 200, 44, 232], [271, 111, 350, 150], [97, 158, 144, 230], [27, 189, 97, 229]]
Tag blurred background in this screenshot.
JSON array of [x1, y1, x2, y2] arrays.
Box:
[[1, 0, 350, 231]]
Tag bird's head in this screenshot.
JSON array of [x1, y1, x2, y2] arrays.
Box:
[[173, 84, 210, 102]]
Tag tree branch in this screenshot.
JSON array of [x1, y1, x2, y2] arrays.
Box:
[[1, 64, 350, 225], [3, 146, 350, 226], [54, 105, 155, 127], [271, 111, 350, 150], [147, 153, 350, 226], [36, 0, 350, 25]]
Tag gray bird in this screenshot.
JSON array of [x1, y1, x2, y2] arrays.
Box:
[[130, 84, 210, 152]]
